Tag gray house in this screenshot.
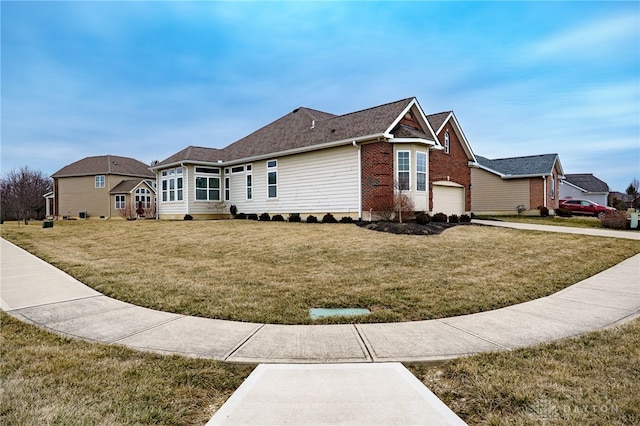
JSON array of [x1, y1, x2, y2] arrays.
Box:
[[560, 173, 609, 206]]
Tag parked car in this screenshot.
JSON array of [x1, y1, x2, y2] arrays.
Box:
[[559, 199, 616, 218]]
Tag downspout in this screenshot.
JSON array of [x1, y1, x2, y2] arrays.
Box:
[[182, 162, 189, 217], [543, 175, 547, 208], [353, 141, 362, 220]]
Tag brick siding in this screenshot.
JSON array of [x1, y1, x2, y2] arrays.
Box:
[[361, 141, 394, 212], [429, 123, 471, 211]]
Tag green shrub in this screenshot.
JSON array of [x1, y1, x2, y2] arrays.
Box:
[[247, 213, 259, 221], [432, 212, 448, 223], [339, 216, 354, 223], [539, 206, 549, 217], [259, 212, 271, 221], [235, 212, 247, 220], [306, 215, 318, 223], [448, 214, 459, 223], [183, 214, 193, 221], [415, 211, 430, 225], [322, 213, 338, 223], [460, 214, 471, 223], [272, 214, 285, 222], [556, 207, 572, 217], [288, 213, 301, 223]]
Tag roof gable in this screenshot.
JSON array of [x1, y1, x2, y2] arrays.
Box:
[[563, 173, 609, 193], [476, 154, 562, 178], [52, 155, 154, 178], [426, 111, 476, 162], [109, 179, 155, 194]]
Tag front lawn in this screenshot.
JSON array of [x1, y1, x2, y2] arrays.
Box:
[[1, 220, 638, 324], [477, 215, 609, 229]]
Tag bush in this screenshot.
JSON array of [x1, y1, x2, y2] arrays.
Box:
[[183, 214, 193, 221], [272, 214, 285, 222], [460, 214, 471, 223], [322, 213, 338, 223], [247, 213, 259, 221], [556, 207, 572, 217], [230, 205, 238, 216], [339, 216, 354, 223], [288, 213, 301, 223], [415, 211, 430, 225], [259, 212, 271, 221], [306, 215, 318, 223], [448, 214, 459, 223], [600, 210, 627, 230], [539, 206, 549, 217], [432, 212, 448, 223], [235, 212, 247, 220]]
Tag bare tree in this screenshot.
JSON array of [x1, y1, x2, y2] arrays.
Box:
[[0, 167, 52, 224], [393, 179, 415, 224], [626, 178, 639, 209]]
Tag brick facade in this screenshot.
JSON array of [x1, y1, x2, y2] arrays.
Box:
[[361, 141, 394, 212], [429, 122, 472, 211], [529, 173, 560, 211]]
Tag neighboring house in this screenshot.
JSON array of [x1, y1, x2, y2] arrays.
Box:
[[109, 179, 156, 219], [608, 191, 639, 210], [559, 173, 609, 206], [151, 97, 478, 220], [426, 111, 476, 215], [471, 154, 564, 215], [51, 155, 155, 219]]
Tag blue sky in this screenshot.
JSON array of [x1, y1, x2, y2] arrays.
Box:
[[2, 1, 639, 192]]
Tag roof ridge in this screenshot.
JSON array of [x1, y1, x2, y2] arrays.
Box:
[[329, 97, 415, 120]]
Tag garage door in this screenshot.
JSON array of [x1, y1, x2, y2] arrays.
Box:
[[432, 183, 465, 216]]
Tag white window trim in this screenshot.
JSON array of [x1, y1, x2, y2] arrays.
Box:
[[194, 172, 221, 202], [115, 194, 125, 209], [95, 175, 105, 188], [444, 131, 450, 154], [416, 151, 427, 192], [246, 172, 253, 200], [267, 160, 277, 199], [224, 176, 230, 201], [161, 168, 183, 203], [396, 150, 411, 191]]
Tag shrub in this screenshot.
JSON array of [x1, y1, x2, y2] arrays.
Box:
[[448, 214, 459, 223], [556, 207, 572, 217], [600, 210, 628, 230], [322, 213, 338, 223], [272, 214, 285, 222], [183, 214, 193, 221], [288, 213, 301, 223], [235, 213, 247, 220], [539, 206, 549, 217], [247, 213, 259, 221], [432, 212, 448, 223], [460, 214, 471, 223], [306, 215, 318, 223], [230, 205, 238, 216], [415, 211, 430, 225], [259, 212, 271, 221], [339, 216, 354, 223]]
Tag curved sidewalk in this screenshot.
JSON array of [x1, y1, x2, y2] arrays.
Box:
[[1, 224, 639, 364]]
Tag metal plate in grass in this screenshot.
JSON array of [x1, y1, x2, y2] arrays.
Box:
[[309, 308, 371, 320]]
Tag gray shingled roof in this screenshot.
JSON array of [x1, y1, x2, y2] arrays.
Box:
[[563, 173, 609, 192], [157, 98, 430, 167], [109, 179, 153, 194], [426, 111, 452, 133], [476, 154, 560, 177], [52, 155, 154, 178]]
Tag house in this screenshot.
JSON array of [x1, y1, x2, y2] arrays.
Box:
[[426, 111, 476, 215], [560, 173, 609, 206], [51, 155, 155, 219], [471, 154, 564, 215], [151, 97, 476, 220]]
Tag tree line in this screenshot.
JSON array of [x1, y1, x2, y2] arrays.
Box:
[[0, 167, 52, 224]]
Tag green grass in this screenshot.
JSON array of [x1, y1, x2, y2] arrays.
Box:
[[2, 219, 639, 324], [0, 311, 253, 425], [408, 318, 640, 425]]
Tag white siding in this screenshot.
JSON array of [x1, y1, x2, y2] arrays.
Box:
[[392, 144, 429, 212], [230, 145, 360, 215], [559, 182, 607, 206], [471, 168, 530, 212], [432, 183, 465, 216]]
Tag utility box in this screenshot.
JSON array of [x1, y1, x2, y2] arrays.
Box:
[[630, 212, 638, 229], [42, 221, 53, 228]]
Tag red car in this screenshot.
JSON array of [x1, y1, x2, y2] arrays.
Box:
[[559, 199, 615, 218]]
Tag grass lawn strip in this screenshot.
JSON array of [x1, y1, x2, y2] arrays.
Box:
[[408, 318, 640, 425], [478, 215, 612, 229], [1, 220, 638, 324]]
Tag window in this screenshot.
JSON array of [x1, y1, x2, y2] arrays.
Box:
[[195, 168, 220, 201], [161, 168, 183, 202], [246, 173, 253, 200], [135, 187, 152, 208], [397, 151, 410, 191], [550, 177, 556, 199], [416, 152, 427, 191], [444, 131, 450, 154], [231, 166, 245, 173], [246, 164, 252, 171], [95, 175, 105, 188], [115, 194, 125, 209], [224, 177, 230, 201], [267, 160, 277, 198]]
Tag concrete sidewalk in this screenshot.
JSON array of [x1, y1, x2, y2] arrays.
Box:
[[2, 234, 639, 363], [472, 218, 640, 240]]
